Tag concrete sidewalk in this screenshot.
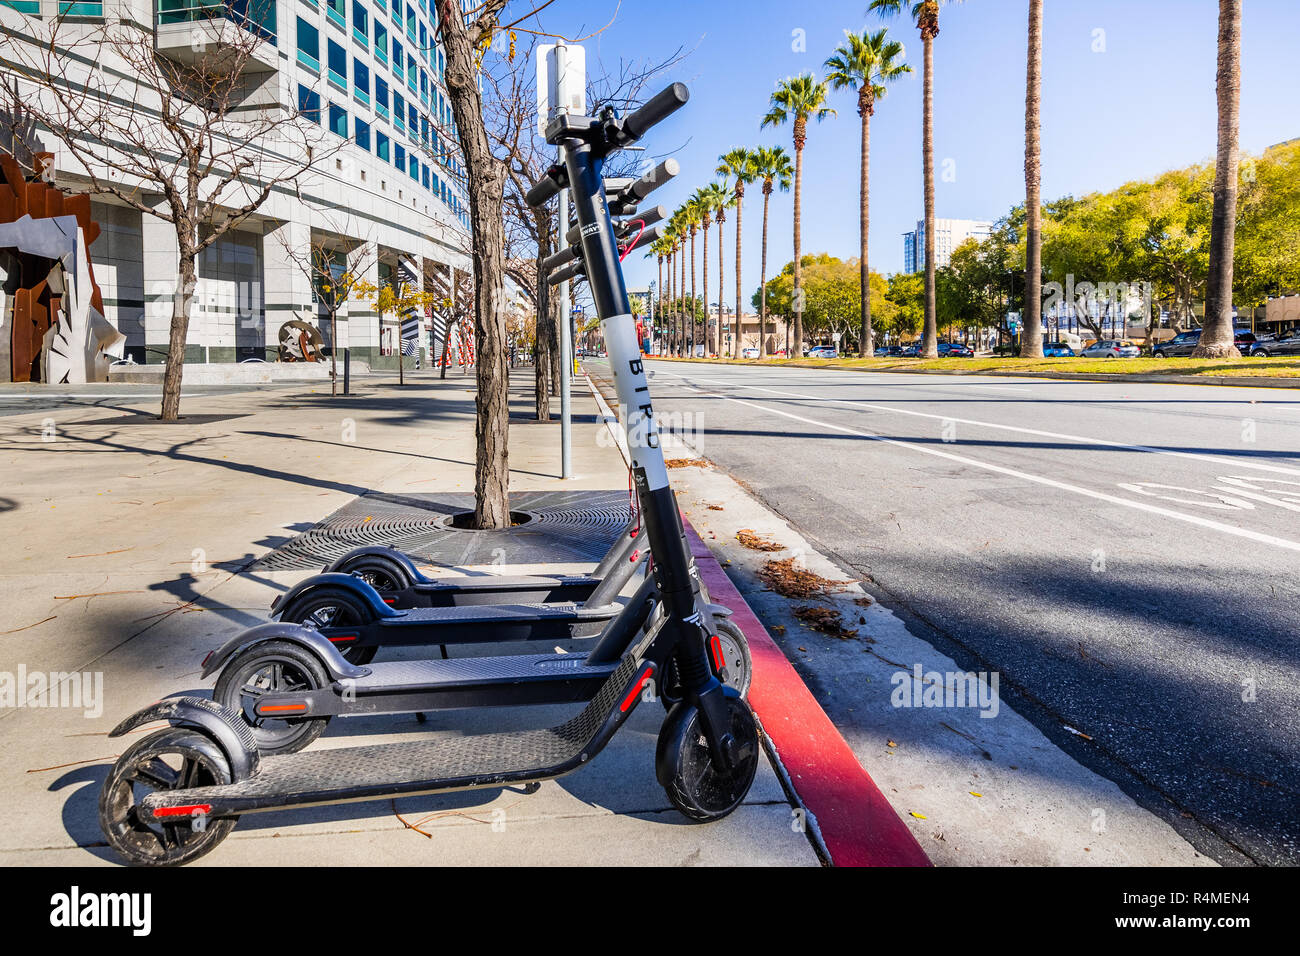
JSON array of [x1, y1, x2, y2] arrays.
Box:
[[0, 368, 816, 866]]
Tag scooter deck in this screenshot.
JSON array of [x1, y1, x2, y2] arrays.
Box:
[[354, 652, 617, 692], [324, 600, 624, 646], [412, 573, 598, 594], [145, 656, 642, 816], [387, 601, 616, 627]]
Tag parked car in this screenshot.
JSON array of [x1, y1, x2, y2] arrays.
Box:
[[947, 343, 975, 357], [900, 344, 921, 357], [1082, 339, 1141, 358], [1153, 328, 1257, 357], [1042, 342, 1075, 357], [875, 345, 903, 357], [742, 346, 760, 359], [1252, 330, 1300, 356], [807, 345, 838, 358]]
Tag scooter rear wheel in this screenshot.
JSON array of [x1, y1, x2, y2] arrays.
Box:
[[656, 696, 760, 822], [277, 587, 377, 666], [99, 727, 238, 866], [336, 554, 412, 596], [214, 640, 331, 755]]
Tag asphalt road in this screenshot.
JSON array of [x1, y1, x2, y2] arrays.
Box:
[[618, 360, 1300, 866]]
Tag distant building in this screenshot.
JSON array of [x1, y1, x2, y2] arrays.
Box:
[[902, 218, 994, 273]]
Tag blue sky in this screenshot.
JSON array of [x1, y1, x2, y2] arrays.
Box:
[[529, 0, 1300, 307]]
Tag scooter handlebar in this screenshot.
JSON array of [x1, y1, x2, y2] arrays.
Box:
[[622, 83, 690, 142], [525, 165, 564, 208]]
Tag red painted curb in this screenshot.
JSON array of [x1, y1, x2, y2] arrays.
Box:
[[683, 519, 931, 868]]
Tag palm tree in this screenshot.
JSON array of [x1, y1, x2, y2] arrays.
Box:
[[692, 189, 715, 355], [751, 146, 793, 357], [664, 220, 681, 355], [682, 199, 703, 356], [871, 0, 962, 358], [761, 74, 835, 357], [1021, 0, 1044, 358], [700, 181, 734, 356], [717, 148, 757, 357], [826, 27, 911, 358], [1195, 0, 1243, 358]]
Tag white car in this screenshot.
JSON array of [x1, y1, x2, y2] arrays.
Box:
[[1081, 339, 1141, 358], [742, 347, 760, 359]]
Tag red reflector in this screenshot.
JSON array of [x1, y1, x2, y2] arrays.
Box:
[[629, 550, 640, 564], [709, 634, 725, 672], [201, 651, 213, 668], [154, 804, 211, 818], [619, 665, 655, 713], [258, 703, 308, 714], [328, 634, 358, 643], [383, 598, 396, 605]]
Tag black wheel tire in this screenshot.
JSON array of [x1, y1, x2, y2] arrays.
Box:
[[278, 587, 377, 666], [336, 554, 412, 595], [656, 696, 760, 822], [1256, 349, 1270, 358], [99, 727, 238, 866], [1154, 351, 1167, 358], [214, 640, 331, 755]]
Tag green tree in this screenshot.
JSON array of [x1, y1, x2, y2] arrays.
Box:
[[761, 74, 835, 357], [717, 148, 757, 358], [825, 27, 911, 357]]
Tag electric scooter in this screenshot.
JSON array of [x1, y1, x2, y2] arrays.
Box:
[[99, 82, 761, 866]]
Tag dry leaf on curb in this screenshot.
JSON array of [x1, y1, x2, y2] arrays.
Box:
[[757, 557, 850, 599], [792, 605, 858, 638], [887, 740, 898, 748], [736, 529, 783, 552], [909, 811, 928, 820], [771, 625, 786, 635]]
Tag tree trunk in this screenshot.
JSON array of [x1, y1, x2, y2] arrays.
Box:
[[760, 188, 771, 357], [792, 121, 805, 356], [689, 230, 697, 357], [1021, 0, 1045, 358], [1195, 0, 1243, 358], [921, 32, 938, 359], [159, 247, 197, 421], [701, 218, 710, 354], [534, 252, 551, 420], [656, 256, 663, 355], [717, 211, 725, 358], [438, 3, 510, 529], [733, 183, 744, 358], [858, 85, 873, 358]]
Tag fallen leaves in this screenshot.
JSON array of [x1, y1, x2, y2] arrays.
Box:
[[664, 458, 704, 469], [736, 529, 783, 552], [706, 504, 724, 511], [909, 811, 928, 820], [757, 557, 850, 599], [793, 605, 858, 638]]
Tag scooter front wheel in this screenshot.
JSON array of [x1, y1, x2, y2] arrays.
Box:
[[214, 640, 331, 755], [277, 587, 377, 666], [656, 696, 760, 822], [336, 554, 412, 596], [99, 727, 238, 866]]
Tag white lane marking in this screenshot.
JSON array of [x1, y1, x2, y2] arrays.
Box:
[[678, 385, 1300, 555], [655, 368, 1300, 478]]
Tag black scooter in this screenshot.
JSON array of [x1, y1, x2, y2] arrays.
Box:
[[98, 83, 761, 866], [264, 523, 647, 666]]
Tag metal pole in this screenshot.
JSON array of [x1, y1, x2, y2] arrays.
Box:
[[559, 184, 573, 478], [555, 41, 573, 479]]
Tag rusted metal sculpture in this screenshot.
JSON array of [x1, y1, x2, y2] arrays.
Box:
[[0, 151, 122, 382]]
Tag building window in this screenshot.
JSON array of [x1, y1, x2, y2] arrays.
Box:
[[421, 165, 429, 190], [329, 103, 348, 138], [394, 143, 406, 170], [374, 21, 388, 62], [355, 118, 371, 151], [1, 0, 41, 11], [408, 103, 418, 141], [376, 131, 390, 162], [408, 155, 418, 181], [353, 58, 371, 105], [406, 55, 416, 91], [419, 68, 428, 106], [352, 1, 368, 46], [391, 0, 401, 27], [405, 4, 415, 40], [326, 0, 345, 29], [297, 84, 322, 124], [58, 0, 104, 14], [392, 90, 406, 131], [296, 17, 321, 71], [327, 38, 347, 90], [374, 75, 390, 119], [418, 21, 427, 52], [392, 42, 403, 77]]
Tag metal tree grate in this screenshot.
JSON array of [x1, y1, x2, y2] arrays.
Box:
[[252, 490, 633, 571]]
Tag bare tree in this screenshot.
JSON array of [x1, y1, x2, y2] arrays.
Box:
[[5, 8, 340, 418]]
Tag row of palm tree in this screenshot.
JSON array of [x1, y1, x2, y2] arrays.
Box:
[[651, 0, 1243, 361]]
